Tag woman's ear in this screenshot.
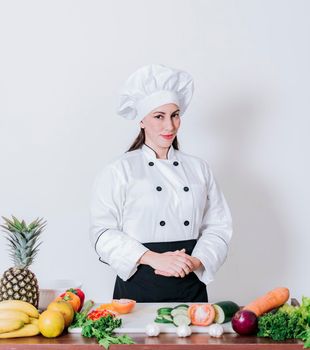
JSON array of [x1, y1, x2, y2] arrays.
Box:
[[140, 120, 145, 129]]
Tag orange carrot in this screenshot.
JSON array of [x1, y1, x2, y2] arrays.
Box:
[[243, 287, 289, 316]]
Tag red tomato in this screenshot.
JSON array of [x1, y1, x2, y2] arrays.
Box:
[[188, 304, 216, 326]]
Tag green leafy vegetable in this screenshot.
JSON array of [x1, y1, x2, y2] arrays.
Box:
[[81, 315, 134, 349], [69, 299, 94, 329], [257, 296, 310, 347]]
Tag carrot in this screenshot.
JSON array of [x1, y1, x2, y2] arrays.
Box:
[[243, 287, 289, 316]]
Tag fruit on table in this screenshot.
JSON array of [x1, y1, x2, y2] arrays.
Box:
[[39, 310, 65, 338], [0, 309, 30, 324], [243, 287, 289, 317], [0, 300, 39, 318], [0, 323, 39, 338], [55, 291, 81, 312], [47, 301, 74, 327], [110, 299, 136, 314], [0, 319, 24, 334], [188, 304, 215, 326], [231, 310, 258, 335], [0, 216, 46, 308]]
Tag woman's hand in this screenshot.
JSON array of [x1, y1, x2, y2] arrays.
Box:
[[138, 249, 202, 278], [138, 249, 194, 278], [154, 249, 202, 277]]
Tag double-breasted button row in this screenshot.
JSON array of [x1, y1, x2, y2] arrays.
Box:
[[159, 220, 190, 226], [155, 186, 190, 192], [148, 161, 179, 166]]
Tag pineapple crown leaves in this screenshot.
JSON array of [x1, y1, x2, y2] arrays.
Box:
[[1, 216, 46, 269]]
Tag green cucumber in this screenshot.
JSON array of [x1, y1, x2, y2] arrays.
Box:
[[171, 308, 188, 317], [173, 314, 191, 326], [154, 315, 173, 323], [162, 315, 173, 323], [213, 301, 240, 324], [157, 307, 173, 316]]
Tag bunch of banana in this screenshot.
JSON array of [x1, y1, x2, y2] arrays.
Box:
[[0, 300, 40, 338]]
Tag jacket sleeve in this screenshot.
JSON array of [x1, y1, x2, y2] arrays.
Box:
[[89, 164, 149, 281], [191, 163, 233, 285]]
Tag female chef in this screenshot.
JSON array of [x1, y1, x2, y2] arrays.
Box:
[[90, 64, 232, 302]]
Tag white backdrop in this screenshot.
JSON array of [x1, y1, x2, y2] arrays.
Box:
[[0, 0, 309, 305]]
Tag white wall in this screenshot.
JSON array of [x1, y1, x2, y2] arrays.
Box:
[[0, 0, 309, 305]]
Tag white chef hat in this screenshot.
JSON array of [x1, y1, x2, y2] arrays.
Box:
[[117, 64, 194, 120]]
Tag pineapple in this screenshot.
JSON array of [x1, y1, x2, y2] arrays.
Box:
[[0, 216, 46, 308]]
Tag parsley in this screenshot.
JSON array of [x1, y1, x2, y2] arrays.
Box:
[[257, 296, 310, 348], [81, 315, 135, 349]]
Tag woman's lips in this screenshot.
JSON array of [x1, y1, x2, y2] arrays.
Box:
[[161, 134, 174, 140]]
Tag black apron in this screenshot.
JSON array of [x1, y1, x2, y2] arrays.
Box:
[[113, 239, 208, 302]]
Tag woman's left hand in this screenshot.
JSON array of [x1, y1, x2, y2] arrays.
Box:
[[154, 249, 202, 277]]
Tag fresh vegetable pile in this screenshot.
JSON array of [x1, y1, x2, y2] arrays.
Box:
[[257, 296, 310, 347], [69, 298, 136, 349]]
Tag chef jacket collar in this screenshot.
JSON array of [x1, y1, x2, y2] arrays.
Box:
[[142, 143, 177, 161]]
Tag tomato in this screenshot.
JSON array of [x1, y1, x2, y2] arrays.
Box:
[[188, 304, 216, 326], [111, 299, 136, 314], [55, 291, 81, 312], [87, 309, 116, 321]]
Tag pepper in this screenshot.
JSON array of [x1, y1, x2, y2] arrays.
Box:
[[87, 309, 116, 321], [66, 288, 85, 311]]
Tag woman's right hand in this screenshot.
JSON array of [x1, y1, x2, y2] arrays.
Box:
[[138, 249, 194, 278]]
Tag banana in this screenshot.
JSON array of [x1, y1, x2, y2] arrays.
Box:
[[0, 310, 30, 324], [0, 300, 39, 318], [0, 319, 24, 334], [0, 323, 39, 338], [30, 317, 39, 326]]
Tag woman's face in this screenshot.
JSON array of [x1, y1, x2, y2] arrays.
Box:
[[140, 103, 181, 151]]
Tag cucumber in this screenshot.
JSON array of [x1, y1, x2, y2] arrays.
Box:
[[171, 308, 188, 317], [162, 315, 173, 323], [154, 315, 173, 323], [173, 314, 191, 326], [157, 307, 173, 316], [213, 301, 240, 324]]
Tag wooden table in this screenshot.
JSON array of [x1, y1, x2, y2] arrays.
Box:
[[0, 333, 304, 349]]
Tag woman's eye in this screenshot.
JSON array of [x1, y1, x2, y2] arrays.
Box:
[[154, 115, 163, 119], [172, 114, 179, 118]]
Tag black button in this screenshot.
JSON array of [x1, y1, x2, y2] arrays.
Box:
[[173, 161, 179, 166], [148, 161, 154, 166], [156, 186, 162, 191], [160, 221, 166, 226], [184, 220, 190, 226], [183, 186, 189, 192]]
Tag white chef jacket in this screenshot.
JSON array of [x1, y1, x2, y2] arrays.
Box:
[[90, 144, 232, 285]]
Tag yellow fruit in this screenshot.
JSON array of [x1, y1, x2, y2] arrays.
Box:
[[39, 310, 64, 338], [0, 310, 30, 324], [30, 317, 39, 326], [0, 324, 39, 338], [0, 300, 39, 318], [0, 319, 24, 334], [47, 301, 74, 327]]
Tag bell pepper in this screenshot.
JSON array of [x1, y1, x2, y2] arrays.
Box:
[[66, 288, 85, 311]]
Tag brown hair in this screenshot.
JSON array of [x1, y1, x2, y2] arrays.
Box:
[[127, 128, 179, 152]]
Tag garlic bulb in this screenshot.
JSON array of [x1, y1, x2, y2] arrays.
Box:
[[208, 323, 224, 337], [176, 324, 192, 337], [145, 323, 160, 337]]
